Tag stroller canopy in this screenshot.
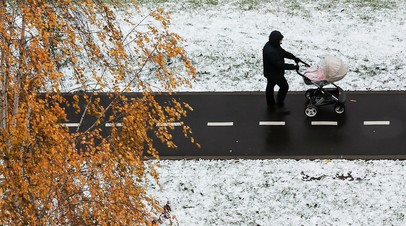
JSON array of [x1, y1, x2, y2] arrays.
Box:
[[305, 55, 348, 82]]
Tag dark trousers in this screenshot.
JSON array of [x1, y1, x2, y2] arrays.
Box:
[[266, 77, 289, 107]]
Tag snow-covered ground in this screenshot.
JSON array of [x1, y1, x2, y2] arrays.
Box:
[[142, 0, 406, 225], [151, 160, 406, 225], [163, 0, 406, 92]]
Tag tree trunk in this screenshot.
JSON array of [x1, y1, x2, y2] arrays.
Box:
[[12, 11, 26, 128], [0, 0, 7, 130]]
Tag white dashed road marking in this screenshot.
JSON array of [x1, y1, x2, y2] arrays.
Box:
[[106, 122, 183, 127], [207, 122, 234, 127], [64, 120, 393, 128], [259, 121, 286, 126], [364, 121, 390, 126], [311, 121, 338, 126], [62, 123, 80, 127], [105, 122, 123, 127], [156, 122, 182, 127]]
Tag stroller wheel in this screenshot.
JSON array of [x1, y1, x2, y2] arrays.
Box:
[[305, 105, 318, 117], [334, 103, 345, 114]]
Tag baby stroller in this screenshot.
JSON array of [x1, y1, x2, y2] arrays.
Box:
[[297, 55, 348, 117]]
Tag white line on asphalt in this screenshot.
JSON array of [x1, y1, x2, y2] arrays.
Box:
[[311, 121, 338, 126], [364, 121, 390, 126], [61, 123, 80, 127], [259, 121, 286, 126], [207, 122, 234, 127], [105, 122, 122, 127], [156, 122, 182, 127]]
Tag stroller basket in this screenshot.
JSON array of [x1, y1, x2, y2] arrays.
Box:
[[303, 77, 329, 87]]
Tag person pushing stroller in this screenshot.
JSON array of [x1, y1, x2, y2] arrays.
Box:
[[263, 30, 308, 113]]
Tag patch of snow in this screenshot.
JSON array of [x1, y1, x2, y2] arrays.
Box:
[[150, 159, 406, 225], [162, 1, 406, 92]]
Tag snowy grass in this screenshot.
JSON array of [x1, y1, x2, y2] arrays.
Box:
[[138, 0, 398, 10], [145, 0, 406, 92], [150, 159, 406, 225]]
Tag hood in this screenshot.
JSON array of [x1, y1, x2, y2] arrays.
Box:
[[269, 30, 284, 47]]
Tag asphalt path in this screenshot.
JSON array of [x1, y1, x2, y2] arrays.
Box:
[[61, 91, 406, 160]]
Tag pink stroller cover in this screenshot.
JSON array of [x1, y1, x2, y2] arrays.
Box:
[[304, 67, 325, 81], [304, 55, 348, 82]]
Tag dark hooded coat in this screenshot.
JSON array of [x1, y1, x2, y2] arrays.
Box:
[[263, 30, 298, 79]]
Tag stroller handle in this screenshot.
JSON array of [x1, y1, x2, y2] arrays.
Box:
[[297, 59, 310, 67], [295, 61, 310, 77]]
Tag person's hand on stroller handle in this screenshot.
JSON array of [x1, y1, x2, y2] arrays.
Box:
[[294, 57, 310, 67]]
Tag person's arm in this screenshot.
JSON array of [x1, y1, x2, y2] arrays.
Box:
[[269, 51, 298, 70], [284, 63, 299, 70], [282, 49, 310, 67], [282, 49, 296, 60]]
